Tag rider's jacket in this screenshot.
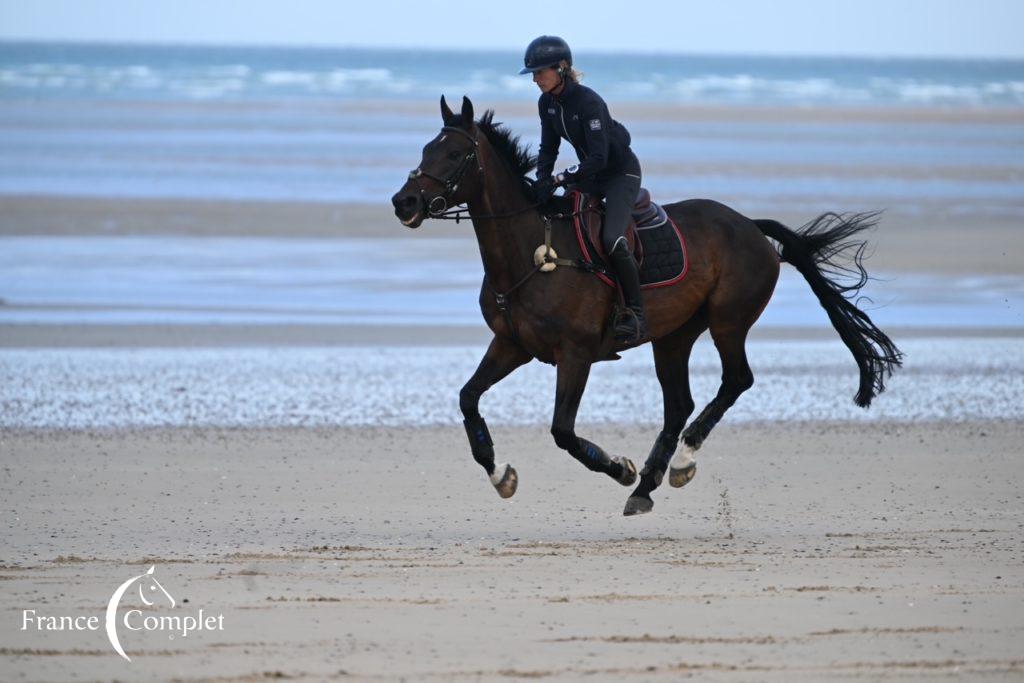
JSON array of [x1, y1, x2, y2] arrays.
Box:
[[536, 78, 636, 190]]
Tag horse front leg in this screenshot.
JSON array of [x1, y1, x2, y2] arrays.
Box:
[[551, 352, 637, 486], [460, 335, 532, 498]]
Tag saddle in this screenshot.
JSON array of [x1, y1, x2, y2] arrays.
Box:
[[575, 188, 670, 265], [570, 188, 686, 290]]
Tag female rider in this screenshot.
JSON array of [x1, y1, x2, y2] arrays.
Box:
[[521, 35, 647, 344]]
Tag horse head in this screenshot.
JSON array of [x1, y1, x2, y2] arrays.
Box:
[[391, 95, 484, 229]]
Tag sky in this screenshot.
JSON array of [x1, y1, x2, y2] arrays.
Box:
[[1, 0, 1023, 59]]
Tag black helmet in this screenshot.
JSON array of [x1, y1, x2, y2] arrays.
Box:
[[519, 35, 572, 75]]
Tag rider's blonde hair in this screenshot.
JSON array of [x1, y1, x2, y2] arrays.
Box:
[[559, 59, 584, 83]]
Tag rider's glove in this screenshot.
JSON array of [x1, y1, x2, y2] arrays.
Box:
[[533, 175, 556, 203]]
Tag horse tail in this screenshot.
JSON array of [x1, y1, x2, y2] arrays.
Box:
[[754, 212, 903, 408]]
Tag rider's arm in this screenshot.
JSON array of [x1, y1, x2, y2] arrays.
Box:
[[536, 98, 560, 180], [563, 98, 609, 183]]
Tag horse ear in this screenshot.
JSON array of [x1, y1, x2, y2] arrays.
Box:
[[460, 96, 474, 129], [440, 95, 455, 124]]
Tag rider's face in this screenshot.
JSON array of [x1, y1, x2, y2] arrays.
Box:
[[533, 67, 562, 94]]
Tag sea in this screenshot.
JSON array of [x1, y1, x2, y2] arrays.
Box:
[[3, 42, 1023, 105], [1, 43, 1022, 428], [1, 42, 1023, 207]]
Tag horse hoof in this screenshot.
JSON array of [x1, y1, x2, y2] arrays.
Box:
[[623, 495, 653, 516], [491, 463, 518, 499], [668, 462, 697, 488], [615, 456, 637, 486]]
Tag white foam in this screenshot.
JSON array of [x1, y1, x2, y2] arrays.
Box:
[[261, 70, 318, 86]]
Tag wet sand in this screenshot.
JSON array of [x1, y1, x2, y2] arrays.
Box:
[[1, 421, 1022, 680], [1, 194, 1021, 276], [3, 322, 1022, 349]]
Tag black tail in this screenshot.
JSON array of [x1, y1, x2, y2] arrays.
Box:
[[754, 212, 903, 408]]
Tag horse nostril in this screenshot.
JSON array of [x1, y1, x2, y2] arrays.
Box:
[[391, 193, 420, 219]]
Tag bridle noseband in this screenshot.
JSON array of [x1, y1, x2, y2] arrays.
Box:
[[407, 126, 482, 217]]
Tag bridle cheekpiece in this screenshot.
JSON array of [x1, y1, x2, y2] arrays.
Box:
[[407, 125, 482, 217]]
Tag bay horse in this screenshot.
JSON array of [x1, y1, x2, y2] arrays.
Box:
[[391, 96, 902, 516]]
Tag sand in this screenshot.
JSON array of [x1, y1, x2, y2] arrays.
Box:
[[2, 194, 1021, 276], [4, 194, 1021, 351], [1, 421, 1022, 681]]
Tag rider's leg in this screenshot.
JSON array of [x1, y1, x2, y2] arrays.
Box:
[[601, 171, 645, 343]]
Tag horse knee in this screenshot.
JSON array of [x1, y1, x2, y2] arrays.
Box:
[[604, 234, 628, 256], [459, 384, 481, 417], [736, 370, 754, 393], [728, 370, 754, 395], [550, 425, 577, 451]]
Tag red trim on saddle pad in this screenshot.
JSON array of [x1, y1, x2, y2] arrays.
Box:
[[571, 191, 688, 290]]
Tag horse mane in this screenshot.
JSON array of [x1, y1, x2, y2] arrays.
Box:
[[448, 109, 537, 186]]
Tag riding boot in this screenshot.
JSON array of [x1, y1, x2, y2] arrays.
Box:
[[608, 240, 648, 343]]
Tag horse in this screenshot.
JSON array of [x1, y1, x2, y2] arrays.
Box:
[[391, 96, 902, 516]]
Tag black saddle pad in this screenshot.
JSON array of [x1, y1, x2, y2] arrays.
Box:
[[634, 217, 687, 288], [572, 203, 688, 289]]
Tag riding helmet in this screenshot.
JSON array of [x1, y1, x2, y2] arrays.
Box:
[[519, 35, 572, 74]]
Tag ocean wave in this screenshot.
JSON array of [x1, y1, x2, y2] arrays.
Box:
[[261, 69, 318, 86], [658, 74, 869, 103], [1, 47, 1023, 106], [259, 67, 413, 93]]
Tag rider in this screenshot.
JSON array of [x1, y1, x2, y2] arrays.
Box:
[[521, 35, 647, 344]]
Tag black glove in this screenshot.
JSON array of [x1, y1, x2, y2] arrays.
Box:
[[533, 175, 555, 204]]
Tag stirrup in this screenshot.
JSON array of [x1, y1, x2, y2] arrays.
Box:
[[614, 307, 647, 343]]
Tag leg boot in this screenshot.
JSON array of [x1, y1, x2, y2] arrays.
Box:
[[608, 239, 648, 344]]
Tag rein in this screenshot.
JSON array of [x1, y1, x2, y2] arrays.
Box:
[[408, 125, 600, 347]]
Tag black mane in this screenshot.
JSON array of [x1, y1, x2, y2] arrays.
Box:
[[449, 110, 537, 180]]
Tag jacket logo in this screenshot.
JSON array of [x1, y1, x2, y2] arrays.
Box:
[[588, 119, 601, 130], [547, 108, 556, 114]]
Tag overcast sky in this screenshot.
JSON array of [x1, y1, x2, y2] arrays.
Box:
[[2, 0, 1023, 58]]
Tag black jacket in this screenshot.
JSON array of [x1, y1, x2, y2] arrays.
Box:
[[536, 78, 636, 189]]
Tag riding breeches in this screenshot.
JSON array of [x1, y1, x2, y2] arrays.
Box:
[[590, 152, 641, 254]]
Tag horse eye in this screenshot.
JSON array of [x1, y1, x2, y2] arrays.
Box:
[[448, 151, 461, 160]]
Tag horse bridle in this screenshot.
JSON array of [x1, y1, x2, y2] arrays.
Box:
[[407, 126, 482, 217], [403, 124, 594, 349]]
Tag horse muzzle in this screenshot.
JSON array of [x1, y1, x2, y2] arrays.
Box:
[[391, 191, 425, 229]]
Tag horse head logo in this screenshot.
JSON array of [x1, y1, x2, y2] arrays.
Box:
[[105, 566, 175, 662]]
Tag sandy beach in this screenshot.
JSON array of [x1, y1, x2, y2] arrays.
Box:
[[2, 81, 1023, 680], [2, 421, 1022, 681]]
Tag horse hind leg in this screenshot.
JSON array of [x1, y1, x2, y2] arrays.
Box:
[[460, 336, 532, 498], [667, 219, 778, 487], [624, 314, 706, 516], [668, 323, 754, 487]]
